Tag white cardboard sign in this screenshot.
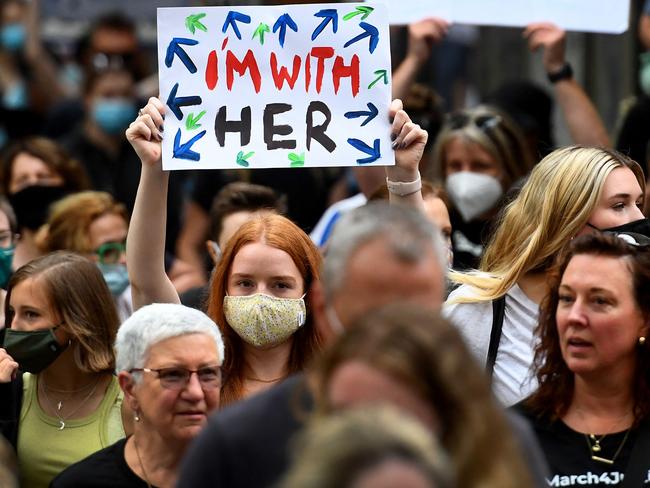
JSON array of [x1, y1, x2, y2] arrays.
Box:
[[157, 3, 393, 170], [388, 0, 629, 34]]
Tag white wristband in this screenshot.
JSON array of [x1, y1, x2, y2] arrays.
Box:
[[386, 173, 422, 196]]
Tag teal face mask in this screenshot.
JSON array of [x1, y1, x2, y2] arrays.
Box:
[[92, 98, 137, 135], [2, 326, 66, 374], [97, 263, 129, 296], [0, 23, 26, 52], [0, 245, 14, 289]]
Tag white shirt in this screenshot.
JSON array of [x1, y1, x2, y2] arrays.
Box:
[[444, 283, 539, 406]]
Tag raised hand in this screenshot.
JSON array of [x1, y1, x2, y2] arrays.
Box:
[[0, 348, 18, 383], [126, 97, 166, 168], [387, 98, 428, 183], [524, 22, 567, 74]]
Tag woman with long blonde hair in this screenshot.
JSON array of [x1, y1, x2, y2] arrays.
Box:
[[445, 146, 646, 406]]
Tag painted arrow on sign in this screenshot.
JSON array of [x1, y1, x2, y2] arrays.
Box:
[[311, 9, 338, 41], [173, 129, 206, 161], [166, 83, 202, 121], [344, 102, 379, 127], [348, 138, 381, 165], [343, 6, 374, 21], [222, 11, 251, 40], [185, 13, 207, 35], [253, 22, 270, 45], [368, 69, 388, 89], [165, 37, 199, 74], [273, 13, 298, 48], [344, 22, 379, 54]]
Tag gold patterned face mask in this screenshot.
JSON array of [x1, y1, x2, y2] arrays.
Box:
[[223, 293, 307, 349]]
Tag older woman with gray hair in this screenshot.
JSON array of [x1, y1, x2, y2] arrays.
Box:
[[50, 303, 224, 488]]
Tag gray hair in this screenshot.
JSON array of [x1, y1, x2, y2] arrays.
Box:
[[115, 303, 225, 374], [323, 201, 447, 300]]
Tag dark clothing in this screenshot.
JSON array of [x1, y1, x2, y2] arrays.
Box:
[[178, 374, 549, 488], [517, 404, 649, 487], [49, 438, 151, 488], [61, 127, 187, 250], [177, 375, 312, 488], [0, 374, 23, 451], [616, 96, 650, 177], [179, 285, 209, 311], [450, 210, 493, 270]]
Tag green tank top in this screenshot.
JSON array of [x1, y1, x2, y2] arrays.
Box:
[[17, 373, 125, 488]]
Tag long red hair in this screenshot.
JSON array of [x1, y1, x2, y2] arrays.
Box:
[[207, 214, 323, 406]]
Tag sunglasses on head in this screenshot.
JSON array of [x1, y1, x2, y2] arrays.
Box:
[[446, 112, 502, 132]]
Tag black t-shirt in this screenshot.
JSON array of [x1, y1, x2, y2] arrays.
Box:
[[519, 407, 648, 487], [49, 437, 153, 488]]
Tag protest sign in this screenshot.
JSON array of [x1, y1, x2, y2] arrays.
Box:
[[388, 0, 629, 34], [157, 3, 393, 170]]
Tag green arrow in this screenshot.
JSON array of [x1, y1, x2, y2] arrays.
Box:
[[368, 69, 388, 89], [252, 22, 270, 45], [185, 110, 206, 131], [236, 150, 255, 167], [343, 6, 374, 21], [288, 152, 305, 167], [185, 13, 207, 34]]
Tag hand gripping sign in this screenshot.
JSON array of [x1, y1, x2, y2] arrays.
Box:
[[157, 2, 393, 170]]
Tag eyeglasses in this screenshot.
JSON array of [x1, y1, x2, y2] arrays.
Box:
[[446, 112, 502, 132], [95, 241, 126, 264], [129, 365, 223, 390]]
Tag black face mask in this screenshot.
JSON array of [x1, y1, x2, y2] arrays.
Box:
[[2, 326, 66, 374], [8, 185, 70, 231], [587, 218, 650, 237]]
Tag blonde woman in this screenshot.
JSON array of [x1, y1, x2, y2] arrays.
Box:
[[444, 146, 646, 406]]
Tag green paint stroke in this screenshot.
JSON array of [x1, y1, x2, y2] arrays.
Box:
[[253, 23, 270, 45], [343, 6, 374, 21], [288, 152, 305, 167], [368, 69, 388, 89], [185, 110, 206, 131], [236, 150, 255, 167], [185, 13, 207, 34]]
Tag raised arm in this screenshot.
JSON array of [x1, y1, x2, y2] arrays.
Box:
[[524, 23, 610, 148], [386, 98, 428, 211], [392, 18, 449, 101], [125, 97, 180, 309]]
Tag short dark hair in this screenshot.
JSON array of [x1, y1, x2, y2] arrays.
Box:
[[208, 182, 287, 243]]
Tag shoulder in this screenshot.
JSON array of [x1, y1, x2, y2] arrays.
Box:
[[443, 285, 492, 332], [50, 438, 131, 488]]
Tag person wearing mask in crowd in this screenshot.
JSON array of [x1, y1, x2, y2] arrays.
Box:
[[312, 304, 540, 488], [0, 252, 124, 487], [179, 182, 287, 310], [281, 407, 454, 488], [0, 0, 64, 142], [518, 233, 650, 487], [35, 191, 132, 321], [445, 146, 646, 407], [0, 196, 18, 327], [51, 303, 224, 488], [0, 136, 90, 269]]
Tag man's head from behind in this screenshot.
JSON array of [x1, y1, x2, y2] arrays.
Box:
[[312, 202, 447, 342]]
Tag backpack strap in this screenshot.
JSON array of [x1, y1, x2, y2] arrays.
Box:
[[620, 418, 650, 488], [486, 295, 506, 381]]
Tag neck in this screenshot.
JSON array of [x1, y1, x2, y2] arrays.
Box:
[[130, 429, 186, 488], [39, 347, 105, 391], [242, 338, 293, 382], [518, 271, 549, 304], [84, 120, 120, 155]]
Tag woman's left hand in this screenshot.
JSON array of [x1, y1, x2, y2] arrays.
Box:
[[387, 98, 428, 182]]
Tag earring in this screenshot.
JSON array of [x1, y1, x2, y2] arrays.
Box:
[[639, 337, 646, 346], [134, 411, 141, 422]]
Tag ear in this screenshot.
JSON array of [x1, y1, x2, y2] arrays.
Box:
[[118, 371, 139, 412], [309, 280, 335, 345]]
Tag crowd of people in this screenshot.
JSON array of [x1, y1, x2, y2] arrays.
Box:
[[0, 0, 649, 487]]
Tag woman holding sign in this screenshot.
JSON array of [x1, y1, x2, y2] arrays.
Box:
[[125, 96, 429, 406]]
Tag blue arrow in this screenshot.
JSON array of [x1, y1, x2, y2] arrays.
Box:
[[273, 13, 298, 48], [222, 11, 251, 40], [166, 83, 202, 121], [173, 128, 206, 161], [343, 22, 379, 54], [344, 102, 379, 127], [311, 9, 338, 41], [165, 37, 198, 73], [348, 138, 381, 164]]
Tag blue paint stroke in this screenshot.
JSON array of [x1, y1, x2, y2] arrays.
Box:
[[344, 102, 378, 127], [343, 22, 379, 54], [348, 138, 381, 165], [173, 128, 206, 161], [165, 37, 199, 73], [222, 11, 251, 40], [273, 13, 298, 48], [312, 9, 338, 41], [166, 83, 202, 121]]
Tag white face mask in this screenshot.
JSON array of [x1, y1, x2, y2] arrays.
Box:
[[445, 172, 503, 222]]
